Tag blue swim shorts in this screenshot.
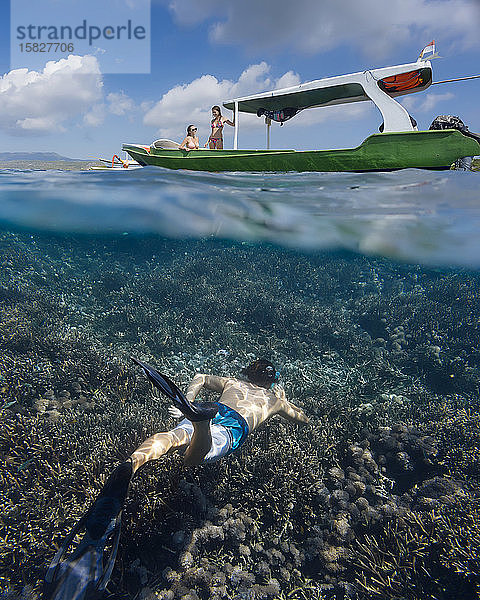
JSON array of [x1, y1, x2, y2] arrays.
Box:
[[172, 402, 249, 463]]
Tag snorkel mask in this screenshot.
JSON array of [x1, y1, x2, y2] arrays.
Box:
[[242, 360, 279, 388]]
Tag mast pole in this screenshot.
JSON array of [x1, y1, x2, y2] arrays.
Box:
[[233, 101, 239, 150]]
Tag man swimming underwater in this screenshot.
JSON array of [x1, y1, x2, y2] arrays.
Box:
[[43, 358, 309, 600]]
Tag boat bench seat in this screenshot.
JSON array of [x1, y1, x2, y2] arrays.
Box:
[[151, 139, 180, 150]]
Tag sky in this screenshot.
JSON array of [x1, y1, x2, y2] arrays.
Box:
[[0, 0, 479, 159]]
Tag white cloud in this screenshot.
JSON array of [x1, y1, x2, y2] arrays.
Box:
[[143, 62, 302, 138], [107, 91, 136, 116], [401, 91, 455, 113], [167, 0, 480, 58], [167, 0, 220, 27], [143, 73, 230, 139], [84, 103, 106, 127], [0, 55, 103, 135], [274, 71, 301, 90], [16, 116, 62, 132]]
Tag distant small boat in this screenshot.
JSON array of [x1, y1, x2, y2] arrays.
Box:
[[90, 154, 143, 171], [123, 46, 480, 172]]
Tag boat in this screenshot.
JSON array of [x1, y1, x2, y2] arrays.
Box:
[[89, 153, 142, 171], [123, 49, 480, 172]]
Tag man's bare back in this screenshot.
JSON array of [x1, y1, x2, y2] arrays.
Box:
[[186, 374, 309, 431]]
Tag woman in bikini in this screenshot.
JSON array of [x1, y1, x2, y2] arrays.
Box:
[[206, 105, 235, 149], [179, 125, 199, 151]]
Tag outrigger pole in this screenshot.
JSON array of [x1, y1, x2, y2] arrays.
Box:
[[432, 74, 480, 85]]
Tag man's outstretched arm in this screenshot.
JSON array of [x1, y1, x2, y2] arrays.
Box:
[[272, 386, 309, 424], [279, 401, 310, 423], [277, 390, 310, 424]]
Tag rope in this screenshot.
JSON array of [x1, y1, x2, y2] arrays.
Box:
[[432, 75, 480, 85]]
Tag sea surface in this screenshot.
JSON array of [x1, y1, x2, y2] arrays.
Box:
[[0, 165, 479, 266], [0, 164, 480, 600]]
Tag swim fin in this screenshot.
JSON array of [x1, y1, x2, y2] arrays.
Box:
[[130, 357, 218, 421], [43, 461, 132, 600]]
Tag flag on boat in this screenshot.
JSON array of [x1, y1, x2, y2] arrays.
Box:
[[418, 40, 436, 61]]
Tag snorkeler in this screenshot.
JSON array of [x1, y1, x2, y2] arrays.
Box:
[[43, 358, 309, 599]]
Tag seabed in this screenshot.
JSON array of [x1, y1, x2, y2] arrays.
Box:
[[1, 233, 480, 599]]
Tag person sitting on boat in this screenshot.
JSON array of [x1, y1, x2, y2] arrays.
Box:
[[206, 105, 235, 149], [179, 125, 199, 151], [44, 358, 309, 600]]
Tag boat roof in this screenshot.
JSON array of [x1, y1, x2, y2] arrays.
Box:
[[223, 61, 432, 114]]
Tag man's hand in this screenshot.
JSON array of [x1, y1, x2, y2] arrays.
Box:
[[294, 407, 310, 424]]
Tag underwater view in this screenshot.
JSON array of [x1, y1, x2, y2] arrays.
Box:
[[1, 166, 480, 600]]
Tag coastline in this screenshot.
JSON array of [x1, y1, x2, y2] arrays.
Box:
[[0, 160, 102, 171]]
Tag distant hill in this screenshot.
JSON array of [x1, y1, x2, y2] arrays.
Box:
[[0, 152, 84, 162]]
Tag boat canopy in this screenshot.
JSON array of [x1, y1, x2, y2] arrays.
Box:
[[224, 60, 432, 148]]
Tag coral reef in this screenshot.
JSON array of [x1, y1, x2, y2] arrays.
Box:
[[1, 231, 480, 599]]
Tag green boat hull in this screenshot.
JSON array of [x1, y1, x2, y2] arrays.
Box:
[[123, 130, 480, 172]]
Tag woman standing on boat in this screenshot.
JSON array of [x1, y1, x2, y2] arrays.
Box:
[[206, 105, 235, 149], [179, 125, 200, 151]]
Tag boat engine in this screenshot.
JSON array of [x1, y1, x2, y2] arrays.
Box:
[[429, 115, 480, 170]]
